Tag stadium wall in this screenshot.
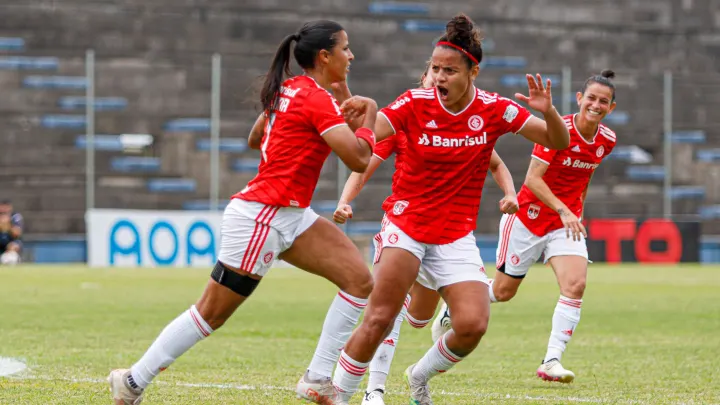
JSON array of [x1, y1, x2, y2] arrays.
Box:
[[16, 210, 720, 265]]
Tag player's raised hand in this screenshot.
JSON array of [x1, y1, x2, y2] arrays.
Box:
[[499, 194, 519, 215], [515, 73, 553, 114], [331, 81, 352, 104], [558, 206, 587, 242], [333, 203, 353, 224], [340, 96, 376, 122]]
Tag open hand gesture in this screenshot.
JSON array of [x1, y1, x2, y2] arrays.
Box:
[[515, 74, 554, 114]]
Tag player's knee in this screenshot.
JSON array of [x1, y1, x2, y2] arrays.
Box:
[[451, 315, 488, 345], [363, 307, 397, 339], [343, 271, 374, 299], [494, 284, 518, 302], [562, 277, 586, 298]]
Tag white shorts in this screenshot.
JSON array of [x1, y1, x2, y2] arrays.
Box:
[[218, 199, 319, 276], [373, 217, 488, 291], [496, 213, 588, 278]]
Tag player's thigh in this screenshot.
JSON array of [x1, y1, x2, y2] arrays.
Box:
[[545, 229, 588, 298], [496, 214, 544, 279], [279, 215, 372, 296], [491, 270, 525, 302], [365, 246, 421, 329], [407, 280, 441, 321], [440, 280, 490, 346]]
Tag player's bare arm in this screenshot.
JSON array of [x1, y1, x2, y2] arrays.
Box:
[[515, 74, 571, 150], [334, 156, 384, 224], [525, 158, 587, 241], [331, 81, 365, 131], [247, 113, 266, 150], [324, 96, 378, 173], [489, 150, 519, 214]]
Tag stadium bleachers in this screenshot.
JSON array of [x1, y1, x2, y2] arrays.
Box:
[[0, 0, 719, 235]]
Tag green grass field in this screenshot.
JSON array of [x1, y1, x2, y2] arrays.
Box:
[[1, 264, 719, 404]]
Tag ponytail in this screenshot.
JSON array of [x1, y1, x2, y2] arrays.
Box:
[[260, 34, 298, 112]]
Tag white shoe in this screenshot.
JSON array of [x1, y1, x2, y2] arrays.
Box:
[[430, 302, 451, 342], [361, 387, 385, 405], [296, 371, 340, 405], [536, 359, 575, 383], [405, 364, 433, 405], [107, 369, 144, 405]]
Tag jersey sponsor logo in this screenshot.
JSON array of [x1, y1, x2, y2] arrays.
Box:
[[389, 96, 411, 110], [420, 133, 488, 147], [426, 120, 438, 129], [571, 145, 581, 152], [290, 200, 300, 207], [393, 200, 409, 215], [263, 252, 274, 264], [528, 204, 540, 220], [596, 145, 605, 158], [468, 115, 484, 131], [510, 253, 521, 266], [503, 104, 519, 123], [388, 233, 399, 245], [565, 159, 600, 170]]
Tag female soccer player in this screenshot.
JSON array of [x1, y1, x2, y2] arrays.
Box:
[[319, 14, 571, 404], [108, 20, 379, 405], [330, 65, 519, 405], [433, 70, 618, 384]]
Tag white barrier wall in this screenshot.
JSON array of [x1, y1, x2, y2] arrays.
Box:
[[86, 209, 222, 267]]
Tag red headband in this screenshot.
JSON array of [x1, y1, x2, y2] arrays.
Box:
[[436, 41, 479, 65]]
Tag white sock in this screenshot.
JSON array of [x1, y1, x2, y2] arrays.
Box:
[[487, 279, 498, 303], [406, 313, 431, 329], [544, 295, 582, 363], [411, 332, 463, 383], [130, 305, 213, 389], [307, 291, 367, 380], [333, 350, 369, 401], [367, 298, 407, 392]]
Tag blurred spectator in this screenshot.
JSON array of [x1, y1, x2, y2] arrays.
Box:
[[0, 199, 23, 265]]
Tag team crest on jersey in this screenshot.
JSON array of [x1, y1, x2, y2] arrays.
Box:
[[393, 200, 409, 215], [388, 233, 399, 245], [468, 115, 484, 131], [503, 104, 519, 123], [263, 252, 274, 264], [510, 253, 521, 266], [596, 145, 605, 158], [528, 204, 541, 220]]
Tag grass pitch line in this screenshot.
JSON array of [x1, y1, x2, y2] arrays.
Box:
[[6, 373, 654, 404], [0, 358, 27, 377]]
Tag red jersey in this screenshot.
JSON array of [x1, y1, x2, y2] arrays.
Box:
[[516, 114, 617, 236], [379, 87, 532, 244], [373, 131, 408, 199], [235, 76, 347, 207]]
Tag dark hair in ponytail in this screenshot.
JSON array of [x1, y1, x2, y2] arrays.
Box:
[[436, 13, 484, 69], [260, 20, 344, 112], [581, 69, 616, 102]]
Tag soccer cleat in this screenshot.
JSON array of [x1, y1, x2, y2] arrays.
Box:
[[404, 364, 433, 405], [430, 302, 452, 342], [536, 359, 575, 383], [361, 387, 385, 405], [107, 369, 144, 405], [296, 371, 340, 405]]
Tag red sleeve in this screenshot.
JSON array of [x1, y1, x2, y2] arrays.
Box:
[[496, 97, 533, 135], [373, 135, 397, 160], [599, 125, 617, 157], [531, 143, 557, 165], [304, 89, 347, 136], [379, 90, 414, 136]]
